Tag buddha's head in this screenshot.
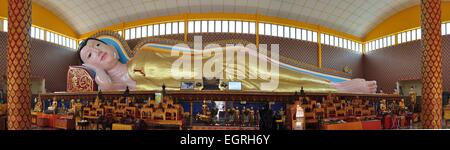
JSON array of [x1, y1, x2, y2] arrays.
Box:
[[78, 38, 120, 70]]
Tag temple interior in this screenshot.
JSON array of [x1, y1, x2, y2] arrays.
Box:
[[0, 0, 449, 130]]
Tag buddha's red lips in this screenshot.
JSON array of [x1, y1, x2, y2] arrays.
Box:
[[100, 52, 107, 61]]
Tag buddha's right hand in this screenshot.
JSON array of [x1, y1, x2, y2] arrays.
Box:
[[83, 63, 113, 85]]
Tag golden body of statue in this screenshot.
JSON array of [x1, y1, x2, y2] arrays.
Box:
[[78, 39, 377, 93]]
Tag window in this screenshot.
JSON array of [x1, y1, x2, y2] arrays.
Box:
[[201, 21, 207, 33], [258, 23, 265, 35], [160, 23, 166, 35], [136, 27, 142, 38], [215, 21, 222, 33], [271, 24, 277, 36], [229, 21, 236, 33], [442, 24, 446, 35], [154, 24, 159, 36], [130, 28, 136, 39], [290, 27, 295, 39], [53, 33, 57, 43], [406, 31, 411, 42], [118, 31, 123, 37], [62, 37, 66, 47], [125, 29, 130, 40], [142, 26, 147, 37], [46, 31, 50, 41], [31, 27, 35, 38], [265, 24, 271, 35], [343, 39, 347, 49], [188, 21, 194, 33], [249, 22, 256, 34], [194, 21, 201, 33], [320, 34, 325, 44], [307, 30, 313, 42], [166, 23, 172, 35], [391, 35, 396, 45], [447, 23, 450, 35], [401, 32, 406, 43], [324, 34, 329, 45], [277, 25, 283, 37], [397, 33, 402, 44], [3, 20, 7, 32], [242, 21, 249, 33], [295, 28, 301, 40], [172, 22, 178, 34], [352, 41, 355, 51], [208, 21, 215, 33], [284, 26, 289, 38], [179, 22, 185, 33], [417, 29, 421, 39], [330, 35, 334, 46], [148, 25, 153, 36], [386, 37, 389, 46], [312, 32, 317, 42], [344, 40, 348, 49], [222, 21, 229, 32], [60, 35, 63, 45], [411, 30, 416, 41], [235, 21, 242, 33], [53, 34, 57, 44], [37, 28, 42, 40], [302, 29, 307, 41]]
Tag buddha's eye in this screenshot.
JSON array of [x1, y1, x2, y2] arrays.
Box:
[[96, 43, 101, 47]]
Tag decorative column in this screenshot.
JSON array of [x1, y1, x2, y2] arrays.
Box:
[[7, 0, 32, 130], [420, 0, 442, 129]]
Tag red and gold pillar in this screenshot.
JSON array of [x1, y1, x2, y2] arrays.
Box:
[[420, 0, 442, 129], [7, 0, 32, 130]]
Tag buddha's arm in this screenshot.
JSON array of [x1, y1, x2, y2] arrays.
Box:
[[94, 68, 128, 90]]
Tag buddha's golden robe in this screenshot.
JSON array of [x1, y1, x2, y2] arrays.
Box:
[[127, 44, 342, 92]]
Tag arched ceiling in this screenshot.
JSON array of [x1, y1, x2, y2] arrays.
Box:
[[33, 0, 427, 38]]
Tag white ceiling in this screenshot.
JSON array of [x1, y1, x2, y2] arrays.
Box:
[[33, 0, 425, 37]]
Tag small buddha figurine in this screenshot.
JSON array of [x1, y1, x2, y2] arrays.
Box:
[[409, 86, 417, 112], [249, 107, 255, 126], [380, 99, 387, 114], [201, 101, 208, 115], [33, 97, 43, 112], [399, 99, 406, 110], [60, 99, 66, 113], [68, 99, 76, 114], [234, 107, 240, 125], [50, 97, 58, 110]]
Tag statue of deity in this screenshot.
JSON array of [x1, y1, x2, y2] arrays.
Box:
[[380, 99, 387, 114], [234, 107, 240, 125], [48, 97, 58, 111], [409, 86, 417, 112], [33, 97, 43, 112], [78, 38, 378, 93], [249, 107, 255, 126]]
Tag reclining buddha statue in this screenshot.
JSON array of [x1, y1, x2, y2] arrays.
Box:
[[76, 37, 377, 93]]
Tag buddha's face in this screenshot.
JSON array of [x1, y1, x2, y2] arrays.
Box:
[[80, 39, 119, 70]]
